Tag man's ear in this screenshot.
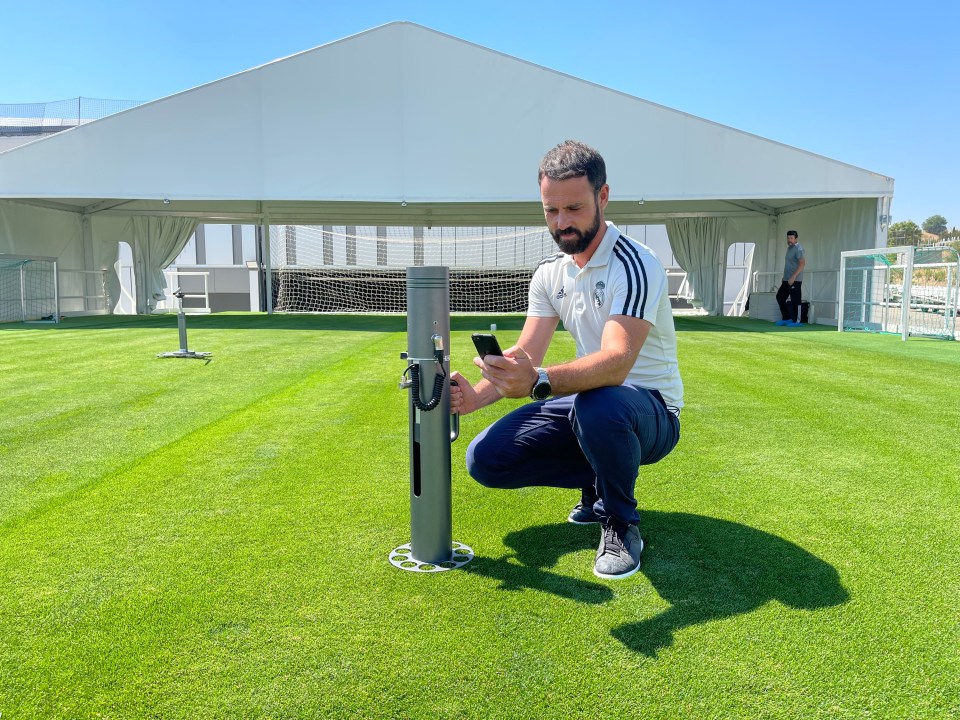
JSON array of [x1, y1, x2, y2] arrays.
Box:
[[597, 184, 610, 210]]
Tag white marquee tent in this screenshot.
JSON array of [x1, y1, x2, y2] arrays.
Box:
[[0, 21, 893, 317]]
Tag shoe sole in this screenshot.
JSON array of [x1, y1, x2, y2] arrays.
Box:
[[593, 537, 644, 580], [567, 516, 599, 525]]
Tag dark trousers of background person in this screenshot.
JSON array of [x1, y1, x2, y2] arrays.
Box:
[[776, 281, 802, 322]]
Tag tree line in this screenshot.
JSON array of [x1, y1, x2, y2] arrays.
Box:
[[888, 215, 960, 253]]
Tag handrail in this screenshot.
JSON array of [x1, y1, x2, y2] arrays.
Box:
[[57, 269, 109, 315], [159, 270, 211, 313]]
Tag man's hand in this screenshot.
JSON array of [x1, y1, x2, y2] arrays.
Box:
[[449, 371, 481, 415], [475, 344, 538, 399]]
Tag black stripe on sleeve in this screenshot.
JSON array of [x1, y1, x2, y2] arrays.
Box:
[[613, 236, 648, 318], [623, 238, 649, 316], [614, 243, 636, 314]]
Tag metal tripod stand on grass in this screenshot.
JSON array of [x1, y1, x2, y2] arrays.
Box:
[[156, 288, 212, 361]]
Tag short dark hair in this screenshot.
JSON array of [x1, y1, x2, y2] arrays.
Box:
[[538, 140, 607, 194], [787, 230, 799, 238]]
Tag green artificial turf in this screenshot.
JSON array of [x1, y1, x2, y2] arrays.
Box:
[[0, 313, 958, 719]]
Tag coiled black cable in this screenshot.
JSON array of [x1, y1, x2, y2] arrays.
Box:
[[407, 361, 446, 412]]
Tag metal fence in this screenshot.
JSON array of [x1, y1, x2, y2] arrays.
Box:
[[0, 97, 143, 136]]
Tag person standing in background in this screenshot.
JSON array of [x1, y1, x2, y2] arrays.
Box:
[[775, 230, 805, 326]]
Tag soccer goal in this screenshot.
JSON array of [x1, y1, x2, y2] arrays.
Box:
[[839, 245, 960, 340], [267, 225, 558, 313], [0, 254, 59, 323]]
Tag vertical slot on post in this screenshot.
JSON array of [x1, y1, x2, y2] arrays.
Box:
[[412, 440, 422, 496]]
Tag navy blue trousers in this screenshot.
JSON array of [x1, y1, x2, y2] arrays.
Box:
[[465, 385, 680, 526]]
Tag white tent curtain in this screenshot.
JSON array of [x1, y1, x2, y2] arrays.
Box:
[[0, 199, 83, 261], [666, 217, 728, 315], [131, 216, 198, 313]]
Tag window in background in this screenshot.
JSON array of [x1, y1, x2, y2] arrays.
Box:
[[203, 224, 235, 265]]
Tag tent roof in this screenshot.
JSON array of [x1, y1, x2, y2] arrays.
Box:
[[0, 22, 893, 225]]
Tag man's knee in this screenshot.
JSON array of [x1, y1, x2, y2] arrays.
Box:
[[465, 437, 511, 488]]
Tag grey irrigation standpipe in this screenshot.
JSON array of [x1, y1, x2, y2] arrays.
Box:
[[389, 266, 474, 572], [156, 289, 212, 361]]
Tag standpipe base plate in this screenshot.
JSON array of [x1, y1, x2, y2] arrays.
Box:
[[157, 351, 213, 359], [389, 542, 474, 572]]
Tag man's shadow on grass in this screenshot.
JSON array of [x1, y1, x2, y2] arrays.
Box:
[[465, 523, 615, 605], [467, 511, 849, 657]]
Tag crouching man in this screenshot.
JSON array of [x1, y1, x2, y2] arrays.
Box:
[[451, 140, 683, 579]]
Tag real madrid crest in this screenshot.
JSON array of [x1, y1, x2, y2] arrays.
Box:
[[594, 281, 605, 308]]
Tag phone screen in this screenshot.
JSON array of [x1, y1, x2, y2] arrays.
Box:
[[471, 333, 503, 358]]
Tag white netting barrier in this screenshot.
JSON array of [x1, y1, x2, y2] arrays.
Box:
[[0, 97, 143, 137], [839, 245, 960, 340], [0, 254, 59, 323], [268, 225, 558, 313]]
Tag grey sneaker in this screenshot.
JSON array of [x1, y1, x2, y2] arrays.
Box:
[[593, 523, 643, 579], [568, 501, 599, 524]]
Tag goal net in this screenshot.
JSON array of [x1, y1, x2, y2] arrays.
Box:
[[839, 245, 960, 340], [0, 254, 59, 323], [268, 225, 558, 313]]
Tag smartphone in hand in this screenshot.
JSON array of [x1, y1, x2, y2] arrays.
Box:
[[471, 333, 503, 358]]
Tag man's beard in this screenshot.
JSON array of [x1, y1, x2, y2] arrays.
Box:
[[552, 205, 602, 255]]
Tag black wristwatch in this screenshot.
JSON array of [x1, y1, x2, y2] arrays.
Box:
[[530, 367, 552, 400]]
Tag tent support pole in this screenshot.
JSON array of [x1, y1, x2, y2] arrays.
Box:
[[262, 217, 273, 314]]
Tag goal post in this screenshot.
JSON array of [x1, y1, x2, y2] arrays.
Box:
[[0, 254, 59, 323], [267, 225, 558, 314], [839, 245, 960, 340]]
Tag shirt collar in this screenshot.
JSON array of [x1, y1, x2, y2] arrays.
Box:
[[582, 222, 622, 269]]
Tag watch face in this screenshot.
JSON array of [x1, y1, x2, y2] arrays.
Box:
[[531, 368, 551, 400], [533, 380, 551, 400]]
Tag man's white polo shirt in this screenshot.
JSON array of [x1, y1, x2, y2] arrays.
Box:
[[527, 222, 683, 408]]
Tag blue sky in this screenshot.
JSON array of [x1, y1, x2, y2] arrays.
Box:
[[3, 0, 957, 229]]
